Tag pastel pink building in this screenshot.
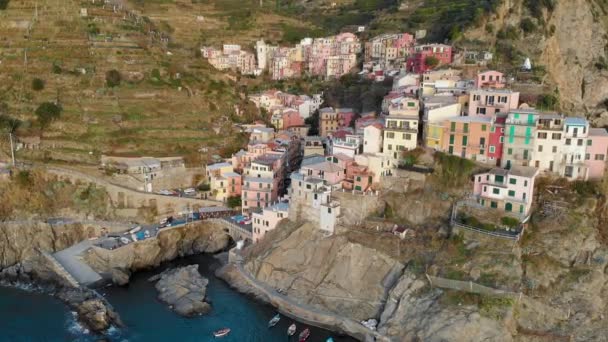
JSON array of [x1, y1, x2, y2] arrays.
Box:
[[585, 128, 608, 180], [476, 70, 506, 89], [300, 161, 345, 185], [252, 202, 289, 243], [343, 163, 373, 192], [488, 114, 507, 166], [468, 89, 519, 117], [472, 166, 539, 216], [241, 153, 286, 213]]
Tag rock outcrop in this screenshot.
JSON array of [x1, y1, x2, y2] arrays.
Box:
[[151, 265, 211, 317], [0, 221, 93, 269], [57, 288, 123, 332], [243, 222, 404, 321], [84, 220, 230, 284]]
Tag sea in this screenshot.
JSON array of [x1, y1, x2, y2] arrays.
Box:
[[0, 254, 358, 342]]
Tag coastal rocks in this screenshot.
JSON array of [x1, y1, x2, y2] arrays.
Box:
[[57, 288, 122, 333], [151, 265, 211, 317], [243, 222, 404, 321], [377, 273, 513, 342], [84, 221, 230, 284], [0, 221, 92, 269]]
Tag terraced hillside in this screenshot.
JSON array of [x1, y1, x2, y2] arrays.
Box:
[[0, 0, 258, 165]]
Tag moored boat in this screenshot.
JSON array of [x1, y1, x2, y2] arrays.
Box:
[[287, 323, 297, 336], [213, 328, 230, 338], [268, 314, 281, 328], [298, 328, 310, 342], [326, 338, 334, 342]]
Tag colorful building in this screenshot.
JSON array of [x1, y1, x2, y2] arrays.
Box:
[[472, 166, 538, 216], [441, 116, 492, 163], [585, 128, 608, 179], [251, 202, 289, 243], [487, 114, 507, 166], [468, 89, 520, 117], [383, 114, 419, 162], [476, 70, 506, 89], [406, 44, 453, 73]]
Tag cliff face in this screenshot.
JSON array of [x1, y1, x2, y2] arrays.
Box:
[[0, 222, 94, 269], [84, 221, 230, 284], [241, 222, 518, 341], [465, 0, 608, 121]]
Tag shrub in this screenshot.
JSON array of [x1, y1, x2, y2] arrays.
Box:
[[497, 25, 519, 40], [35, 102, 62, 133], [485, 23, 494, 34], [15, 170, 32, 188], [536, 94, 559, 110], [520, 18, 537, 34], [425, 56, 440, 69], [500, 216, 520, 228], [105, 69, 121, 87], [197, 183, 211, 191], [433, 152, 475, 187], [0, 0, 9, 10], [571, 180, 599, 197], [226, 196, 241, 208], [52, 63, 62, 74], [31, 78, 45, 91]]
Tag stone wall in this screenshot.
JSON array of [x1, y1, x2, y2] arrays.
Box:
[[333, 190, 384, 226]]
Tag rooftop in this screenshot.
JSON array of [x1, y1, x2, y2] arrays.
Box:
[[448, 116, 492, 124], [266, 202, 289, 212], [244, 176, 274, 184], [207, 162, 232, 171], [303, 161, 344, 173], [590, 128, 608, 137], [564, 117, 588, 126]]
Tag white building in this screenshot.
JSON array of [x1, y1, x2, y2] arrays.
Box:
[[363, 123, 384, 154], [288, 173, 341, 235]]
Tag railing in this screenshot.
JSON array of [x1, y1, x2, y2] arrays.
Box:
[[426, 274, 520, 299], [450, 202, 523, 241]]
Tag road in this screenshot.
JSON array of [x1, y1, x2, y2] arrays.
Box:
[[53, 240, 102, 286]]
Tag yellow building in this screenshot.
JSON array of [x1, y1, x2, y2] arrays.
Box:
[[425, 123, 444, 149], [382, 115, 419, 162]]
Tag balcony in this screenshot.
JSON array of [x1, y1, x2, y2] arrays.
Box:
[[385, 126, 418, 133], [506, 120, 536, 126]]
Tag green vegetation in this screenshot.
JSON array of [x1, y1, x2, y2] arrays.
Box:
[[432, 152, 475, 188], [35, 102, 62, 134], [305, 110, 319, 136], [536, 93, 559, 110], [0, 170, 111, 220], [280, 23, 324, 44], [323, 74, 391, 114], [571, 180, 600, 197], [197, 183, 211, 191], [497, 25, 519, 40], [0, 0, 9, 10], [424, 56, 440, 69], [457, 212, 498, 231], [31, 78, 45, 91], [500, 216, 520, 228], [520, 18, 537, 34], [105, 70, 121, 87], [226, 195, 242, 208], [525, 0, 555, 18]]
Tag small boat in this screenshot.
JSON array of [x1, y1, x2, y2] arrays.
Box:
[[287, 323, 297, 336], [268, 314, 281, 328], [326, 338, 334, 342], [213, 328, 230, 338], [298, 328, 310, 342]]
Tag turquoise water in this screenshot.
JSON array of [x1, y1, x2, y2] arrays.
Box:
[[0, 255, 358, 342]]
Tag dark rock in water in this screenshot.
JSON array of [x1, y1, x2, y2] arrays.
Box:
[[154, 265, 211, 317], [57, 287, 123, 333]]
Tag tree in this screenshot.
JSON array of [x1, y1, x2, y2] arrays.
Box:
[[105, 69, 121, 87], [520, 18, 537, 34], [31, 78, 45, 91], [35, 102, 62, 135], [226, 196, 242, 209], [0, 115, 22, 134], [424, 56, 440, 69], [305, 110, 320, 136], [0, 0, 9, 10]]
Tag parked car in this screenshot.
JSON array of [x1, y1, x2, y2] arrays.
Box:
[[183, 188, 196, 195], [129, 226, 142, 234]]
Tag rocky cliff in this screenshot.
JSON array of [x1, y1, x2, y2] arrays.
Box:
[[84, 221, 230, 285], [0, 221, 94, 269], [464, 0, 608, 123]]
